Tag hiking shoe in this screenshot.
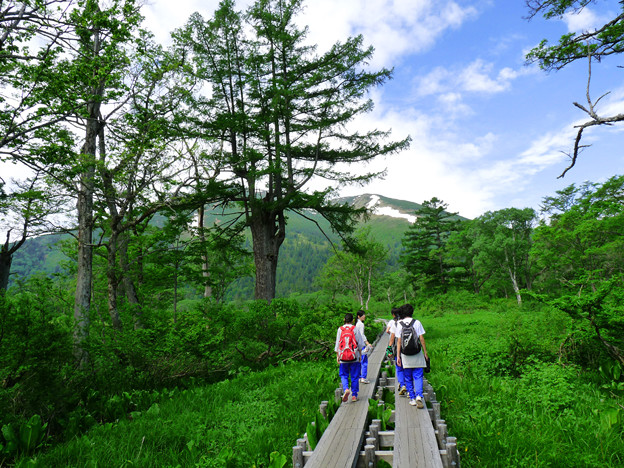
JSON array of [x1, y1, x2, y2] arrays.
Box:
[[398, 386, 407, 396], [409, 399, 417, 406], [352, 395, 358, 402], [360, 378, 370, 384], [416, 396, 424, 409], [341, 389, 351, 402]]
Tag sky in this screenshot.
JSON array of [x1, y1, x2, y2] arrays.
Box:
[[141, 0, 624, 219], [5, 0, 622, 221]]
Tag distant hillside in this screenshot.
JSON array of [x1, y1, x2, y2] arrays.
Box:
[[9, 194, 458, 298]]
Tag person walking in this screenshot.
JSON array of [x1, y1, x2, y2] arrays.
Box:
[[335, 313, 366, 402], [356, 310, 373, 384], [396, 304, 428, 408], [388, 307, 406, 396]]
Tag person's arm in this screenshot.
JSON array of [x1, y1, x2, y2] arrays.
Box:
[[396, 333, 402, 366], [420, 335, 428, 359], [335, 328, 342, 362]]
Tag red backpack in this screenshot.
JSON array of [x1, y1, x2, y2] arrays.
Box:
[[338, 325, 358, 362]]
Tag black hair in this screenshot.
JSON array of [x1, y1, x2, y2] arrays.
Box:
[[401, 303, 414, 317], [391, 307, 399, 320], [356, 310, 365, 318], [344, 313, 354, 324]]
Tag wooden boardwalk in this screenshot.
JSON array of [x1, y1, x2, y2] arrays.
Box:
[[293, 328, 460, 468], [393, 379, 443, 467], [303, 332, 389, 468]]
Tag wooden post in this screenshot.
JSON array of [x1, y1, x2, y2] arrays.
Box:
[[293, 446, 304, 468], [367, 437, 377, 452], [319, 401, 328, 418], [365, 444, 376, 468], [432, 401, 441, 422], [440, 449, 450, 468], [436, 422, 447, 449], [370, 420, 380, 447], [335, 387, 342, 404], [447, 437, 459, 466], [297, 438, 307, 450]]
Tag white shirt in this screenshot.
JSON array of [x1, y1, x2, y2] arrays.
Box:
[[355, 320, 368, 346]]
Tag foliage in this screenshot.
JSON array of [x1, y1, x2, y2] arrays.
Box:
[[317, 228, 389, 309], [401, 197, 461, 294], [175, 0, 410, 300], [21, 361, 337, 467], [426, 303, 624, 467]]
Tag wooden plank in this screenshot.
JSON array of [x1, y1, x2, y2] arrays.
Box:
[[304, 332, 390, 468], [393, 380, 443, 468]]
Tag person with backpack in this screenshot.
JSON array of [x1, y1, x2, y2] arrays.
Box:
[[396, 304, 428, 408], [355, 310, 373, 384], [388, 307, 406, 396], [335, 313, 366, 402]]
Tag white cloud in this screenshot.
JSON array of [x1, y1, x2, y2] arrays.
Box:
[[415, 59, 532, 99], [563, 7, 606, 33], [296, 0, 478, 68]]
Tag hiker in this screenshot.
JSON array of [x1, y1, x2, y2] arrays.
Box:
[[356, 310, 373, 385], [335, 313, 365, 403], [396, 304, 428, 408], [388, 307, 406, 395]]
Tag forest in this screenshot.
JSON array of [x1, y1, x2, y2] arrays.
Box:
[[1, 0, 624, 466]]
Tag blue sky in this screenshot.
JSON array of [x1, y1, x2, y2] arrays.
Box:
[[143, 0, 624, 219], [4, 1, 621, 221]]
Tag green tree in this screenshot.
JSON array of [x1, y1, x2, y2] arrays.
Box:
[[176, 0, 409, 301], [525, 1, 624, 177], [318, 228, 388, 309], [532, 175, 624, 294], [473, 208, 538, 304], [400, 197, 461, 294], [445, 219, 492, 294], [0, 173, 68, 291]]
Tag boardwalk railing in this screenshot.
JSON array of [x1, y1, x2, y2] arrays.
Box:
[[293, 327, 461, 468]]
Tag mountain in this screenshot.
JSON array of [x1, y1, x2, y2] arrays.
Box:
[[8, 194, 428, 296]]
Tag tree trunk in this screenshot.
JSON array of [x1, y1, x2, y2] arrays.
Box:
[[118, 232, 143, 329], [197, 205, 212, 299], [74, 163, 94, 365], [0, 249, 11, 292], [250, 211, 284, 302], [105, 231, 123, 331]]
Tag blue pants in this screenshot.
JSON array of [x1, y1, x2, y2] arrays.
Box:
[[396, 361, 405, 388], [339, 362, 361, 397], [360, 352, 369, 379], [403, 367, 424, 400]]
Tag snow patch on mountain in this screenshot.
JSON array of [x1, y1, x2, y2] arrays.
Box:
[[366, 195, 416, 223]]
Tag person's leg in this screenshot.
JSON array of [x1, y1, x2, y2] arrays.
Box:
[[403, 367, 415, 399], [396, 360, 405, 391], [361, 353, 369, 381], [339, 363, 350, 399], [413, 368, 424, 398], [350, 362, 360, 397]]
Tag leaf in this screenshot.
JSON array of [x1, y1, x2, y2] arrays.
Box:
[[268, 451, 287, 468], [306, 421, 319, 451]]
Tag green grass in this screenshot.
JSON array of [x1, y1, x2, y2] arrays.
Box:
[[19, 301, 624, 468], [22, 361, 337, 468], [423, 303, 624, 467]]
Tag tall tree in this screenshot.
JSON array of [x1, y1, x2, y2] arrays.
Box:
[[525, 1, 624, 177], [176, 0, 409, 301], [473, 208, 538, 304], [63, 0, 142, 361], [318, 228, 388, 309], [400, 197, 461, 294]]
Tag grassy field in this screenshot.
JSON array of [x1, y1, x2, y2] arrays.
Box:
[[424, 301, 624, 467], [16, 300, 624, 467]]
